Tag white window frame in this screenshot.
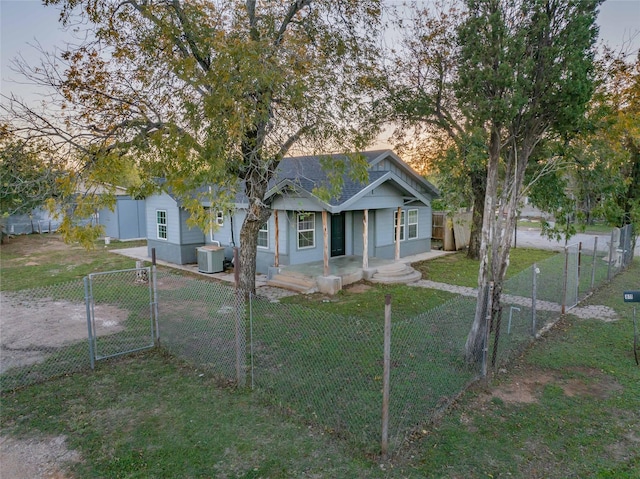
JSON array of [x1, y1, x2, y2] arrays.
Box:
[[156, 210, 167, 240], [257, 221, 269, 249], [407, 209, 418, 240], [297, 212, 315, 249], [394, 210, 405, 242]]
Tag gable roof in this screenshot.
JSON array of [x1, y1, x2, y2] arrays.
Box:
[[265, 149, 439, 212]]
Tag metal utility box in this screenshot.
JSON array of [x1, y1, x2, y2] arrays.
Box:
[[197, 245, 225, 273]]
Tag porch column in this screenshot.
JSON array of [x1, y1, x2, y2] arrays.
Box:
[[274, 210, 279, 267], [395, 206, 401, 261], [362, 209, 369, 269], [322, 210, 329, 276]]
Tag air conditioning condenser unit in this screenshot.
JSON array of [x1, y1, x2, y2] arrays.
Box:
[[197, 245, 225, 273]]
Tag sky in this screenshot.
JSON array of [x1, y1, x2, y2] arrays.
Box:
[[1, 0, 639, 105]]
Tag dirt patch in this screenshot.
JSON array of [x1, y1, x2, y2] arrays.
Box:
[[0, 292, 129, 373], [486, 367, 622, 405], [0, 434, 81, 479], [345, 283, 373, 294], [489, 370, 556, 404], [1, 235, 82, 256]]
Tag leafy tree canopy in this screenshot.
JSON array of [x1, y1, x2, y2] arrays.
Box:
[[5, 0, 383, 292]]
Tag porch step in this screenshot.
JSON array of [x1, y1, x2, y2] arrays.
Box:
[[267, 273, 317, 294], [369, 263, 422, 284]]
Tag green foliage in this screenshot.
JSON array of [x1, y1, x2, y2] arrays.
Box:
[[24, 0, 384, 292], [0, 133, 64, 218]]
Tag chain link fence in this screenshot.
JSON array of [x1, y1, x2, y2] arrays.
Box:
[[492, 224, 635, 369], [1, 279, 91, 391], [154, 270, 244, 384], [1, 225, 635, 457], [85, 268, 156, 367]]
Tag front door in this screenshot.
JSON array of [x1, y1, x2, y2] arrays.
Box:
[[331, 213, 346, 257]]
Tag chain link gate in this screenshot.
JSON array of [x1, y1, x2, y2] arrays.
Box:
[[85, 267, 156, 368]]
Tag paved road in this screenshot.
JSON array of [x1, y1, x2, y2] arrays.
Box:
[[514, 228, 640, 256]]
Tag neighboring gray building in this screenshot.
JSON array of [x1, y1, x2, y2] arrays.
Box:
[[145, 150, 439, 273], [98, 195, 146, 241]]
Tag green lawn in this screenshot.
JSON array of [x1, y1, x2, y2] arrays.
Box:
[[0, 234, 146, 291], [2, 233, 638, 477], [413, 248, 556, 288]]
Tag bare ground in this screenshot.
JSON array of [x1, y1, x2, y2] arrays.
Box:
[[0, 435, 81, 479], [0, 292, 129, 373]]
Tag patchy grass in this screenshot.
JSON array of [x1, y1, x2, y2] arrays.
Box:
[[1, 351, 382, 478], [280, 282, 456, 318], [394, 258, 640, 478], [413, 248, 556, 288], [0, 234, 146, 291]]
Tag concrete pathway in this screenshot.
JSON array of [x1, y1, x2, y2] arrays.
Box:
[[408, 279, 618, 322], [112, 246, 620, 319]]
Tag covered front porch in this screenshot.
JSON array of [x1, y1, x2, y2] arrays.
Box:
[[266, 250, 450, 294]]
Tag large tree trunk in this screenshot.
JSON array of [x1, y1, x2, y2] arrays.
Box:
[[465, 128, 501, 364], [238, 171, 272, 294], [467, 167, 487, 260]]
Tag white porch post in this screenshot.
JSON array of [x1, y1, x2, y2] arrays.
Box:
[[362, 209, 369, 269], [395, 206, 401, 261], [322, 210, 329, 276]]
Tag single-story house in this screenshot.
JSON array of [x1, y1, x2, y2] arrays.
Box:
[[145, 149, 440, 274]]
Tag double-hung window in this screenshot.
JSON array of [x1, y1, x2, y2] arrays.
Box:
[[257, 222, 269, 248], [394, 210, 405, 242], [407, 209, 418, 239], [156, 210, 167, 240], [297, 212, 315, 249]]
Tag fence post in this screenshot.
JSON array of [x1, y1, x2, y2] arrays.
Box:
[[607, 229, 615, 281], [151, 248, 160, 345], [381, 294, 391, 459], [577, 242, 582, 301], [562, 246, 568, 315], [591, 237, 597, 291], [481, 283, 494, 378], [84, 276, 95, 370], [233, 247, 245, 387], [532, 263, 537, 337], [249, 291, 254, 390]]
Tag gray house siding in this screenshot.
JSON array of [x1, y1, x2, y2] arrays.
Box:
[[146, 192, 204, 264], [373, 206, 432, 259], [352, 210, 376, 256]]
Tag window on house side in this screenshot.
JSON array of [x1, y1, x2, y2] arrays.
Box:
[[258, 222, 269, 248], [408, 209, 418, 239], [297, 212, 315, 249], [157, 210, 167, 240], [394, 210, 405, 242]]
